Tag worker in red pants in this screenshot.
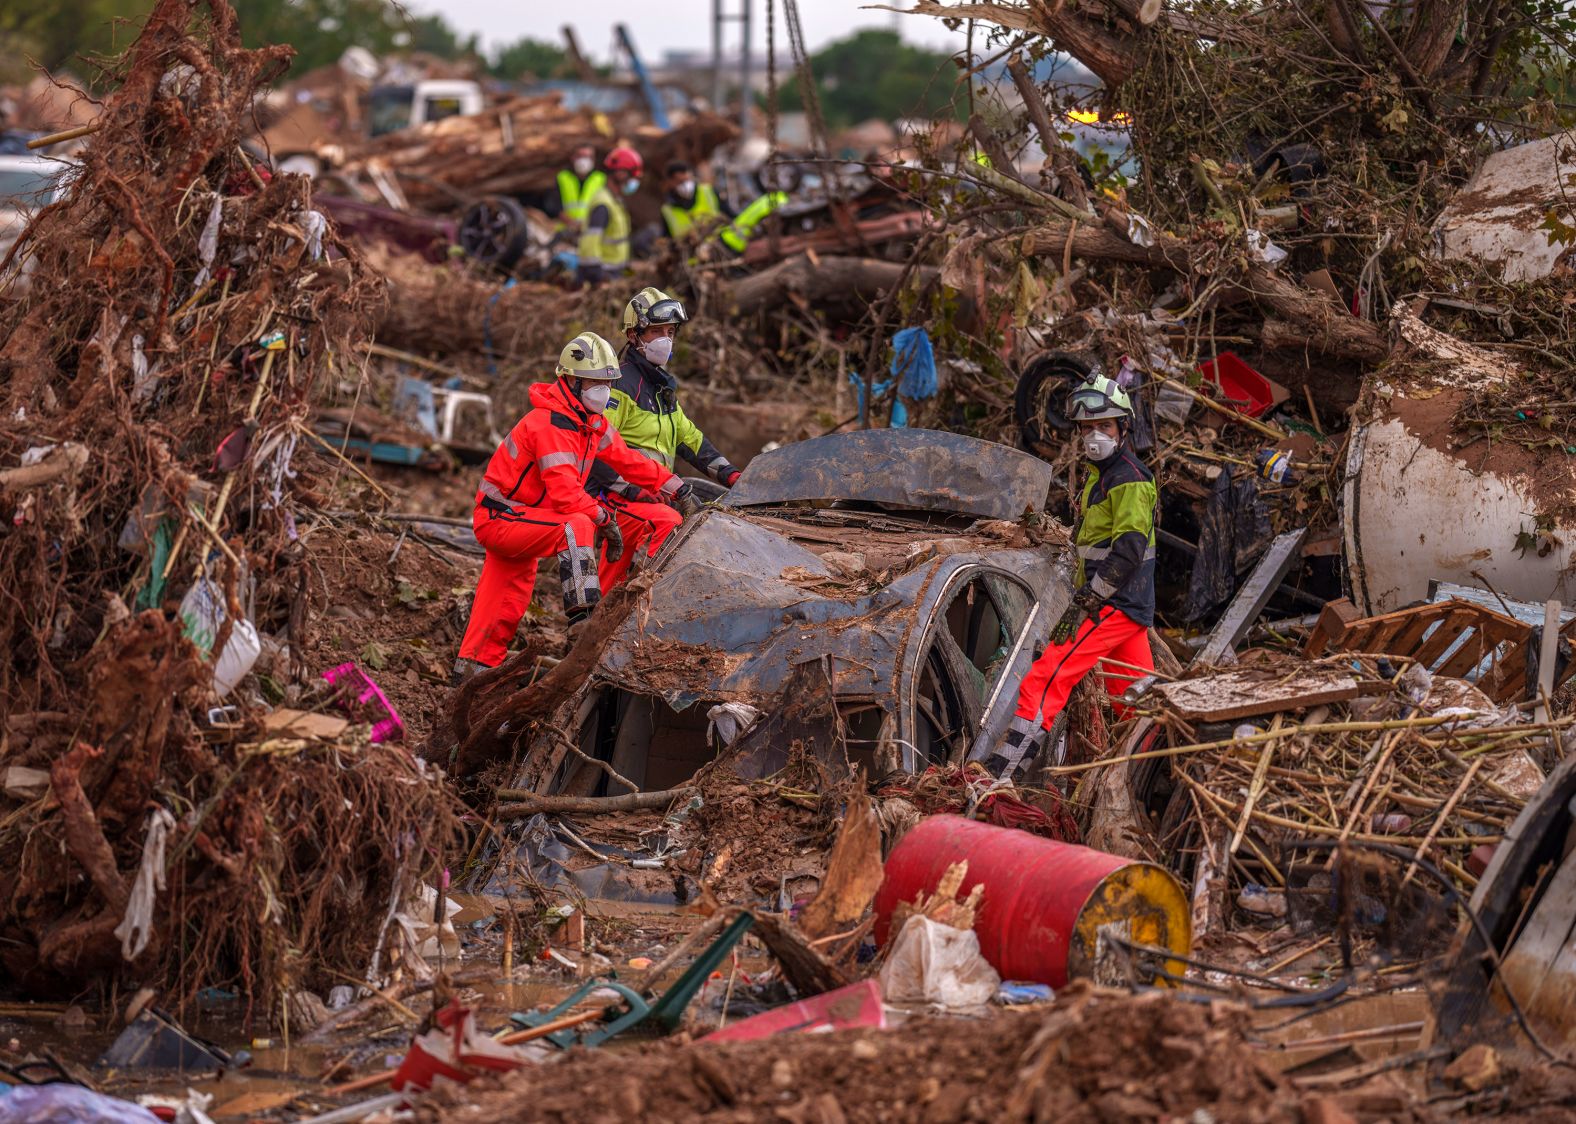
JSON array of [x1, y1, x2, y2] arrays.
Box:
[[451, 332, 704, 682], [982, 374, 1157, 782], [595, 494, 681, 593]]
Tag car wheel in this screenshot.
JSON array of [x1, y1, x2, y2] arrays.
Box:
[[1014, 351, 1095, 454], [458, 195, 530, 269]]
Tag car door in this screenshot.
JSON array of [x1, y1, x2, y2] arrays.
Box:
[[906, 566, 1039, 769]]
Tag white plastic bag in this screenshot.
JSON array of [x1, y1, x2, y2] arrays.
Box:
[[707, 701, 762, 747], [211, 617, 260, 698], [179, 570, 259, 698], [879, 915, 1000, 1009]]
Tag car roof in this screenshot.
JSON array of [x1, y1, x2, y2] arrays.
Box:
[[725, 428, 1055, 522]]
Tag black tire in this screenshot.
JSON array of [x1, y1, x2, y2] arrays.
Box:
[[1013, 351, 1094, 454], [458, 195, 531, 269]]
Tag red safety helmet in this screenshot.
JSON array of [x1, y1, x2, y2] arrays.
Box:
[[604, 147, 643, 175]]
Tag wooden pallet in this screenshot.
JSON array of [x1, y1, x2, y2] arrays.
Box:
[[1305, 597, 1573, 704]]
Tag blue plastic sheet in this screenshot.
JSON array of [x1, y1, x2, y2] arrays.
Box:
[[0, 1085, 160, 1123], [891, 327, 938, 400]]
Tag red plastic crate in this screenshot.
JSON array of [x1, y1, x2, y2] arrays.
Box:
[[1198, 352, 1274, 418]]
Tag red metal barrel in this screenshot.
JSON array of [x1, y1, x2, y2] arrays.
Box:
[[873, 815, 1190, 988]]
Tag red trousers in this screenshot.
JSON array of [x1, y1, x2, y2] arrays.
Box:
[[1014, 606, 1153, 730], [598, 496, 682, 593], [458, 506, 597, 667]]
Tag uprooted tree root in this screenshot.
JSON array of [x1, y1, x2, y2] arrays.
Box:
[[0, 0, 459, 1020]]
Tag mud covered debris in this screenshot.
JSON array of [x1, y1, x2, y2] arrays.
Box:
[[0, 0, 458, 1018], [423, 986, 1322, 1123]]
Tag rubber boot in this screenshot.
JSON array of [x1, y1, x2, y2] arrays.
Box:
[[982, 715, 1048, 784], [557, 528, 602, 619]]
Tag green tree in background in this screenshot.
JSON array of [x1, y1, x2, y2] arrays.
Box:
[[489, 36, 571, 81], [0, 0, 492, 81], [774, 29, 958, 129], [0, 0, 144, 77]]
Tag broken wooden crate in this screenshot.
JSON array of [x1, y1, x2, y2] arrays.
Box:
[[1304, 597, 1575, 704]]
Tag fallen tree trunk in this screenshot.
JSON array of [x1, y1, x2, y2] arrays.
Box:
[[721, 255, 939, 317], [1006, 55, 1092, 212], [1246, 268, 1390, 362], [1260, 316, 1390, 364], [336, 100, 739, 214]]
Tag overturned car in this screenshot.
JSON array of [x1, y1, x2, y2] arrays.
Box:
[[508, 428, 1074, 795]]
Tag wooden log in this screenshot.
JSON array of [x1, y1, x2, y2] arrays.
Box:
[[494, 787, 695, 818], [1106, 0, 1165, 26], [721, 254, 939, 317], [1005, 55, 1092, 211]]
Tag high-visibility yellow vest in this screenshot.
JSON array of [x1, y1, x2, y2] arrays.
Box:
[[577, 184, 631, 270], [717, 191, 787, 253], [556, 168, 607, 224], [660, 183, 722, 240]]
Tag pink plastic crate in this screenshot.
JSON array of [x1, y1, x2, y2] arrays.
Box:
[[322, 661, 404, 743]]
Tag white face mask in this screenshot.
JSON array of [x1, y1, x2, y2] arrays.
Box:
[[642, 336, 674, 365], [573, 156, 594, 177], [675, 179, 696, 202], [580, 382, 612, 413], [1082, 430, 1119, 461]]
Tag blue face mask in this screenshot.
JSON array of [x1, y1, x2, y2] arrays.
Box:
[[622, 178, 641, 196]]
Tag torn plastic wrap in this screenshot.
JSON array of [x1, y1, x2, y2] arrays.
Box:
[[1181, 468, 1274, 624]]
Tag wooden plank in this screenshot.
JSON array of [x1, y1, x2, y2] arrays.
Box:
[[1535, 600, 1562, 725], [1304, 598, 1361, 656], [1363, 613, 1413, 653], [1496, 844, 1576, 1046], [1414, 608, 1473, 669], [1196, 528, 1308, 666], [1387, 610, 1441, 657], [1489, 641, 1530, 702], [1155, 669, 1362, 723], [1439, 626, 1493, 679]]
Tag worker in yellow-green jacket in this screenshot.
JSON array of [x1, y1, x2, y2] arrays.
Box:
[[585, 287, 742, 589], [659, 161, 724, 242], [577, 147, 642, 287], [712, 188, 788, 256], [553, 143, 606, 230]]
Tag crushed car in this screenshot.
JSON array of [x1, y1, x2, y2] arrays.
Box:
[[506, 427, 1073, 796]]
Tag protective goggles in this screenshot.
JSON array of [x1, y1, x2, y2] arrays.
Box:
[[643, 298, 688, 326], [1068, 387, 1127, 420]]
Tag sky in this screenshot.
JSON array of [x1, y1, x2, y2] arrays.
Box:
[[419, 0, 972, 62]]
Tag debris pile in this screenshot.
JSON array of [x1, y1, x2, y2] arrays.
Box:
[[1074, 647, 1566, 948], [0, 0, 457, 1016], [330, 98, 739, 215], [428, 985, 1316, 1123]]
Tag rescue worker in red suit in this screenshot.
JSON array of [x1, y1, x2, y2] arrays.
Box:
[[979, 374, 1157, 781], [451, 332, 704, 682]]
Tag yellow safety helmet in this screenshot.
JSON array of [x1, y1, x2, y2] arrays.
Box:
[[554, 332, 620, 380], [621, 286, 689, 333]]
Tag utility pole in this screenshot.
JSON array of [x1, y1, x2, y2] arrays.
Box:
[[711, 0, 753, 141], [712, 0, 725, 111], [739, 0, 752, 138]]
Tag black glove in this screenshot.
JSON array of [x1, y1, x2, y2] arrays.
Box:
[[1051, 584, 1103, 644], [595, 515, 624, 563], [674, 484, 705, 519]]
